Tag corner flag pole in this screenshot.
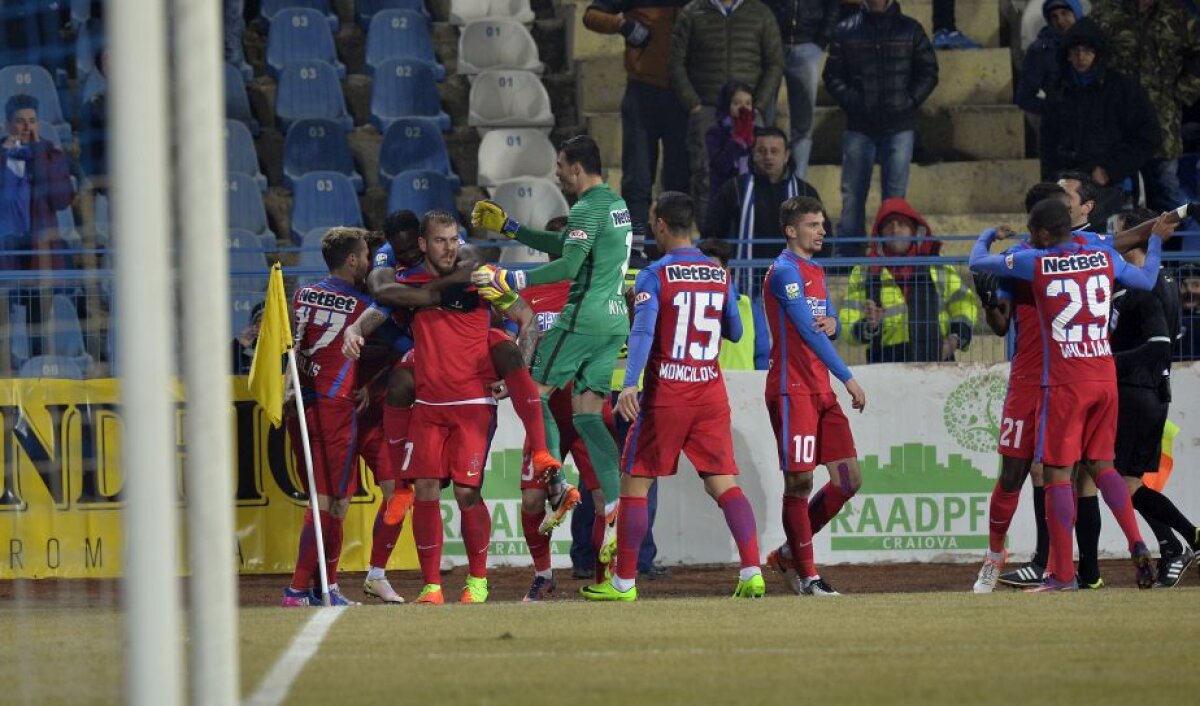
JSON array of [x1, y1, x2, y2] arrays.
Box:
[[286, 350, 332, 606]]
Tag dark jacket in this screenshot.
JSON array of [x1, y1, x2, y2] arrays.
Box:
[[705, 81, 759, 208], [1, 139, 76, 270], [1039, 18, 1162, 184], [822, 0, 939, 136], [669, 0, 785, 114], [1113, 268, 1178, 395], [762, 0, 840, 48], [1015, 0, 1085, 115], [703, 168, 821, 261], [584, 0, 691, 88]]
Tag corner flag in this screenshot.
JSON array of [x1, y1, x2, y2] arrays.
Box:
[[248, 262, 292, 427]]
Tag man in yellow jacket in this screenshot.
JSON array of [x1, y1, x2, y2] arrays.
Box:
[[839, 197, 977, 363]]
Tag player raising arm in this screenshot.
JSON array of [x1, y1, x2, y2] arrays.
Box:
[[581, 192, 763, 601], [762, 197, 865, 597]]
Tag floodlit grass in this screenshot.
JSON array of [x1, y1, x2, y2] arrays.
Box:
[[6, 590, 1200, 705]]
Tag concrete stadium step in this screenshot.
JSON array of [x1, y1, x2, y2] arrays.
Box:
[[566, 0, 1002, 61], [586, 102, 1024, 166]]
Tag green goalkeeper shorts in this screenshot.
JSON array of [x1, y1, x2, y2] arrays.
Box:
[[531, 328, 626, 395]]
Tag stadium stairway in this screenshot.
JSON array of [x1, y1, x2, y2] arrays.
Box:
[[568, 0, 1033, 256]]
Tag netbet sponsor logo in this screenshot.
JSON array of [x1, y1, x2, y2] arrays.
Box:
[[1040, 251, 1109, 274], [297, 288, 359, 313], [664, 264, 727, 284], [610, 208, 631, 228]]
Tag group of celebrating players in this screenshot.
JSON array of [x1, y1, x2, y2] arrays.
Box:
[[277, 132, 1200, 606]]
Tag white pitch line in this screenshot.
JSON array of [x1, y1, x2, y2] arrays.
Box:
[[245, 608, 346, 706], [421, 646, 802, 660]]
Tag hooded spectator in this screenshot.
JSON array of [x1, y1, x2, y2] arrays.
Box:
[[1016, 0, 1083, 118], [705, 80, 759, 210]]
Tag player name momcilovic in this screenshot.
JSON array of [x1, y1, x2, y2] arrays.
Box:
[[658, 361, 720, 382]]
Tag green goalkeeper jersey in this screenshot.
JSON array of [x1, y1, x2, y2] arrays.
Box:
[[517, 183, 633, 335]]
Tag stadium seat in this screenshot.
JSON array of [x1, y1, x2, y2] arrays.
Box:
[[365, 10, 444, 80], [226, 173, 274, 245], [225, 63, 260, 136], [267, 8, 346, 80], [94, 192, 111, 248], [227, 227, 268, 251], [468, 70, 553, 129], [260, 0, 339, 31], [229, 292, 261, 343], [449, 0, 535, 25], [48, 294, 86, 355], [275, 60, 353, 133], [498, 243, 549, 265], [71, 0, 92, 25], [456, 19, 543, 76], [75, 17, 104, 81], [0, 65, 71, 144], [378, 117, 458, 190], [290, 171, 364, 243], [357, 0, 430, 28], [229, 244, 270, 294], [296, 228, 330, 286], [370, 59, 451, 133], [56, 207, 82, 251], [20, 356, 87, 379], [387, 169, 458, 217], [476, 128, 555, 187], [226, 120, 268, 191], [283, 118, 364, 193], [489, 178, 569, 232]]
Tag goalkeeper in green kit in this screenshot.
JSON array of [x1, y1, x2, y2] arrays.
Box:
[[471, 135, 632, 562]]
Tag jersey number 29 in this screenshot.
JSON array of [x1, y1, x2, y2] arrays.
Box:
[[1045, 274, 1111, 343]]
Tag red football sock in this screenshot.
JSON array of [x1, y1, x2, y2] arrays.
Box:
[[615, 496, 649, 581], [591, 510, 607, 583], [988, 485, 1021, 554], [1094, 467, 1144, 551], [809, 482, 852, 534], [783, 495, 816, 578], [1044, 481, 1077, 583], [412, 499, 444, 585], [522, 508, 551, 572], [383, 404, 412, 471], [717, 487, 760, 569], [320, 511, 344, 586], [504, 367, 547, 451], [370, 499, 405, 568], [289, 509, 318, 591], [459, 500, 492, 579]]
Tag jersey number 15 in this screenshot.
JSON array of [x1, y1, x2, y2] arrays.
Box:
[[669, 291, 724, 362]]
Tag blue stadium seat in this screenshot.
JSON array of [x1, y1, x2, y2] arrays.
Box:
[[275, 60, 353, 133], [267, 8, 346, 80], [8, 298, 31, 369], [228, 227, 272, 252], [225, 63, 260, 136], [230, 293, 261, 342], [20, 356, 87, 379], [229, 244, 270, 294], [75, 17, 104, 81], [227, 173, 274, 245], [260, 0, 339, 31], [226, 120, 268, 191], [48, 295, 91, 373], [296, 228, 330, 287], [94, 192, 111, 248], [358, 0, 430, 28], [0, 65, 71, 143], [378, 117, 458, 190], [283, 118, 364, 192], [290, 171, 364, 243], [365, 10, 444, 80], [56, 207, 81, 250], [387, 169, 458, 217], [370, 59, 450, 134]]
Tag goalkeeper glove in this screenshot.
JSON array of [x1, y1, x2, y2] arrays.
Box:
[[471, 264, 526, 300], [489, 289, 521, 312], [471, 200, 521, 238]]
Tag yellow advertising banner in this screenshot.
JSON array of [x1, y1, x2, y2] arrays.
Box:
[[0, 377, 417, 578]]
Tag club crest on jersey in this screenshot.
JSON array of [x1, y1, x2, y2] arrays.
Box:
[[1004, 254, 1015, 270], [567, 229, 588, 241], [1041, 252, 1109, 274], [610, 208, 631, 228], [664, 264, 727, 283], [635, 291, 652, 304], [785, 282, 801, 299]]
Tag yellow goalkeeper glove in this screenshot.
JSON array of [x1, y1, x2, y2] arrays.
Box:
[[471, 264, 526, 301], [471, 200, 521, 238]]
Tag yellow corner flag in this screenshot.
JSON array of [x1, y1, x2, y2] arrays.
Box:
[[248, 262, 293, 427]]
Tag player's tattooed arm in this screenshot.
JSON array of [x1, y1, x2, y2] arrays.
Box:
[[341, 307, 388, 360], [501, 297, 540, 367]]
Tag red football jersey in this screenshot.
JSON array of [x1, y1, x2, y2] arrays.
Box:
[[1030, 243, 1118, 385], [398, 265, 495, 405], [763, 252, 843, 397], [633, 250, 733, 408], [293, 276, 371, 401], [521, 281, 570, 333]]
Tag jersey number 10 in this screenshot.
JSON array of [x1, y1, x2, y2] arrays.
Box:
[[669, 291, 724, 362]]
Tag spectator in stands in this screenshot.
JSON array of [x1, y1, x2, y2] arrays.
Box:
[[1179, 263, 1200, 360], [704, 127, 822, 276], [225, 0, 253, 81], [1091, 0, 1200, 217], [698, 237, 770, 370], [670, 0, 783, 230], [762, 0, 839, 178], [839, 197, 977, 363], [1038, 19, 1161, 229], [0, 95, 76, 270], [231, 301, 264, 374], [930, 0, 983, 50], [823, 0, 938, 257], [1015, 0, 1083, 127], [583, 0, 691, 243], [706, 81, 758, 210], [80, 49, 108, 182]]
